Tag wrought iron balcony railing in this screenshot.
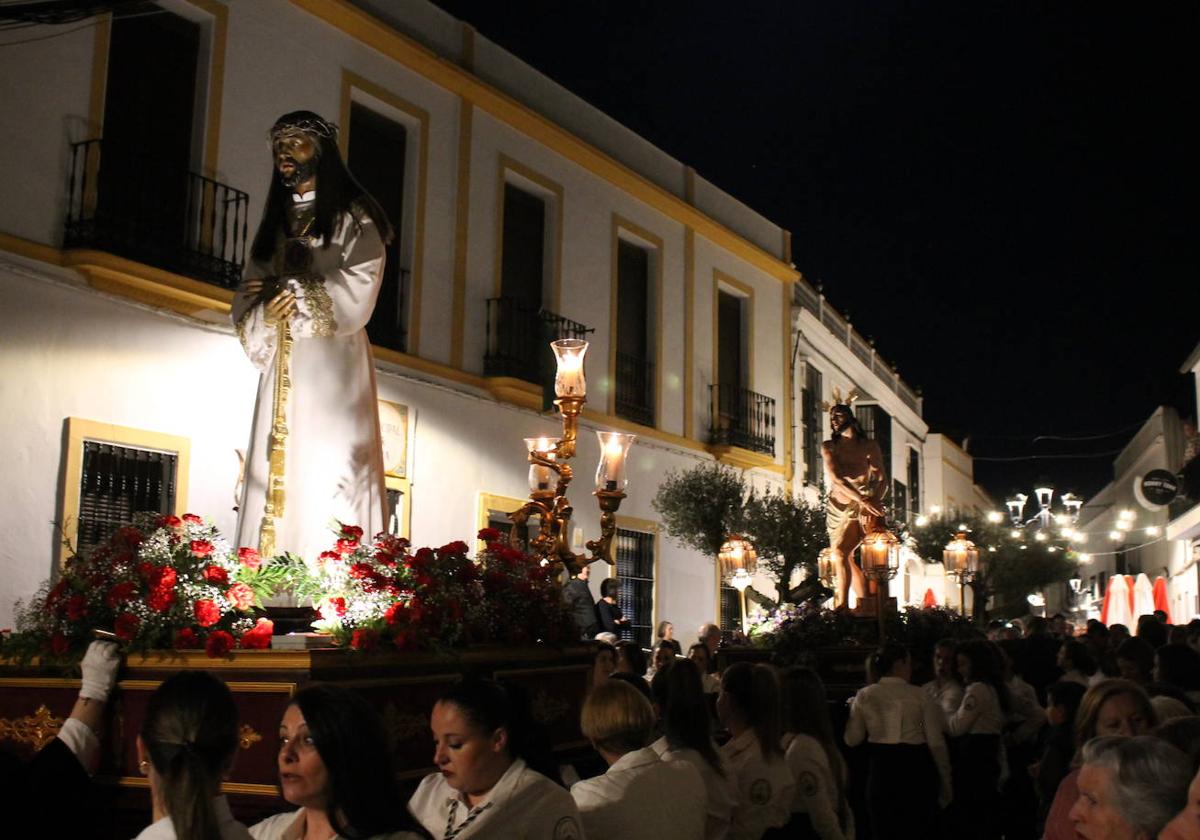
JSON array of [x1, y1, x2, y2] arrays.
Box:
[[64, 138, 249, 289], [614, 351, 655, 427], [709, 383, 776, 456], [484, 297, 592, 383]]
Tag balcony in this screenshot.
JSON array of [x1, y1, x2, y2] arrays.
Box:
[[615, 351, 655, 427], [64, 138, 249, 289], [709, 383, 775, 457], [484, 297, 592, 384]]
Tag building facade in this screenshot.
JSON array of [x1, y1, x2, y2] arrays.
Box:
[[0, 0, 930, 636]]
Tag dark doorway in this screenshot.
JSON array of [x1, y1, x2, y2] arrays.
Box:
[[500, 184, 546, 310], [615, 240, 653, 425], [348, 101, 408, 352], [97, 4, 199, 266], [717, 290, 743, 390]]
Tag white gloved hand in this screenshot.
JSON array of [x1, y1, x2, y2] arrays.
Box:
[[79, 640, 121, 701]]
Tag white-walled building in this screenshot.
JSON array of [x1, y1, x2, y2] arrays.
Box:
[[0, 0, 932, 636]]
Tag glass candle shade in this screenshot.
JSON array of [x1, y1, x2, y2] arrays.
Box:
[[942, 533, 978, 575], [525, 436, 557, 494], [595, 430, 634, 492], [552, 339, 588, 398], [817, 547, 837, 586], [860, 530, 900, 575], [718, 535, 758, 580]]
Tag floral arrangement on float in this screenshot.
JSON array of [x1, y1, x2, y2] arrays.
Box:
[[304, 524, 576, 652], [2, 515, 578, 663], [3, 513, 297, 662]]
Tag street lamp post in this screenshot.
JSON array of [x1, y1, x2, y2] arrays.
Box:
[[943, 532, 980, 619]]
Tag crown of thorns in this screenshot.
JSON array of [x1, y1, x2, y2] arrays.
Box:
[[269, 116, 339, 143], [821, 387, 860, 413]]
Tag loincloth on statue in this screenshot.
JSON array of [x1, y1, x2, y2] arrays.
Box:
[[826, 497, 883, 551]]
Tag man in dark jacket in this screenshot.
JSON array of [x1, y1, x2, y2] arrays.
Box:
[[563, 563, 599, 640]]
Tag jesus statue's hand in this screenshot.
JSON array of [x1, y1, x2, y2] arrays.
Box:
[[264, 288, 297, 325], [860, 499, 885, 518]]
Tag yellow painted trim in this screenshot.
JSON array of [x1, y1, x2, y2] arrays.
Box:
[[64, 249, 234, 317], [87, 15, 111, 136], [371, 345, 488, 391], [494, 154, 565, 313], [477, 490, 530, 551], [386, 475, 412, 540], [58, 418, 191, 568], [450, 99, 473, 369], [190, 0, 228, 179], [609, 214, 665, 427], [683, 228, 695, 440], [782, 280, 794, 483], [286, 0, 799, 285], [483, 376, 543, 411], [706, 444, 782, 472], [0, 232, 64, 266], [339, 69, 431, 355]]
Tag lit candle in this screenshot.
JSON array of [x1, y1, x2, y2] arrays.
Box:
[[594, 431, 635, 492], [552, 339, 588, 397], [525, 437, 556, 494]]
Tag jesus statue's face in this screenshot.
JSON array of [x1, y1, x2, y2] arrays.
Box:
[[830, 407, 852, 435], [273, 132, 318, 189]]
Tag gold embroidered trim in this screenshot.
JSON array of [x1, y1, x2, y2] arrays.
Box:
[[296, 277, 337, 337], [0, 704, 64, 750]]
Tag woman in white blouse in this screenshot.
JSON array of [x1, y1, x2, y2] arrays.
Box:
[[408, 678, 582, 839], [946, 639, 1010, 840], [773, 667, 851, 840], [717, 662, 795, 840], [844, 643, 952, 839], [649, 659, 739, 839]]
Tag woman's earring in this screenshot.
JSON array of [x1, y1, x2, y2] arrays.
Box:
[[139, 759, 150, 774]]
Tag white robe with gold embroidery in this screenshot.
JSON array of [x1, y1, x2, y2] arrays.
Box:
[[232, 199, 387, 563]]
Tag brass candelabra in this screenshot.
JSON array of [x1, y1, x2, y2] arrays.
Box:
[[507, 340, 634, 575]]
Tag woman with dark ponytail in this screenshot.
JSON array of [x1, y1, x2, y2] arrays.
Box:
[[135, 671, 252, 840], [945, 640, 1011, 839], [717, 662, 795, 839], [844, 643, 952, 839], [408, 677, 582, 838], [250, 684, 429, 839]]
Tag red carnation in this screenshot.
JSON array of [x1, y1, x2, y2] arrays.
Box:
[[46, 579, 69, 607], [203, 565, 229, 585], [105, 581, 136, 609], [350, 628, 378, 651], [118, 526, 142, 546], [477, 527, 502, 542], [438, 540, 469, 556], [205, 630, 235, 658], [182, 513, 203, 524], [174, 627, 201, 649], [114, 612, 140, 641], [328, 597, 347, 617], [340, 524, 364, 540], [148, 567, 177, 591], [318, 550, 340, 568], [237, 547, 262, 571], [348, 562, 374, 580], [49, 633, 70, 656], [136, 562, 156, 581], [147, 587, 175, 613], [239, 618, 274, 649], [65, 594, 88, 621], [158, 515, 182, 529], [336, 538, 359, 554], [384, 603, 409, 626], [226, 583, 255, 611], [189, 539, 214, 558], [194, 599, 221, 627]]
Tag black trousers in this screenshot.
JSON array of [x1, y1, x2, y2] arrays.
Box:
[[949, 733, 1003, 840], [865, 743, 940, 840]]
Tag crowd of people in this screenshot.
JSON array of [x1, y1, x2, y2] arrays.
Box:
[[7, 612, 1200, 840]]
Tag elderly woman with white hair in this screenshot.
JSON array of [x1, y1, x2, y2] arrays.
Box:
[[1068, 735, 1192, 840]]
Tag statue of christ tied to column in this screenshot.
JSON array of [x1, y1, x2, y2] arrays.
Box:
[[232, 111, 394, 562], [821, 397, 888, 609]]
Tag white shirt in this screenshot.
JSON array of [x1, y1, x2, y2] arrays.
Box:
[[719, 729, 795, 840], [921, 677, 964, 728], [572, 745, 706, 840], [250, 808, 424, 840], [845, 677, 952, 805], [651, 736, 738, 840], [1006, 676, 1047, 744], [947, 682, 1005, 737], [134, 796, 253, 840], [409, 757, 583, 840], [781, 733, 848, 840]]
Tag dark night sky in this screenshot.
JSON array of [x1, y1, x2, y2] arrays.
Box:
[[431, 1, 1199, 502]]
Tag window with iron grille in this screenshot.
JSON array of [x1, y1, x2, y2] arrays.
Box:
[[856, 404, 892, 477], [76, 441, 177, 561], [719, 582, 741, 634], [615, 528, 654, 648], [803, 365, 824, 485], [907, 447, 921, 519], [615, 239, 654, 427], [892, 480, 908, 525]]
